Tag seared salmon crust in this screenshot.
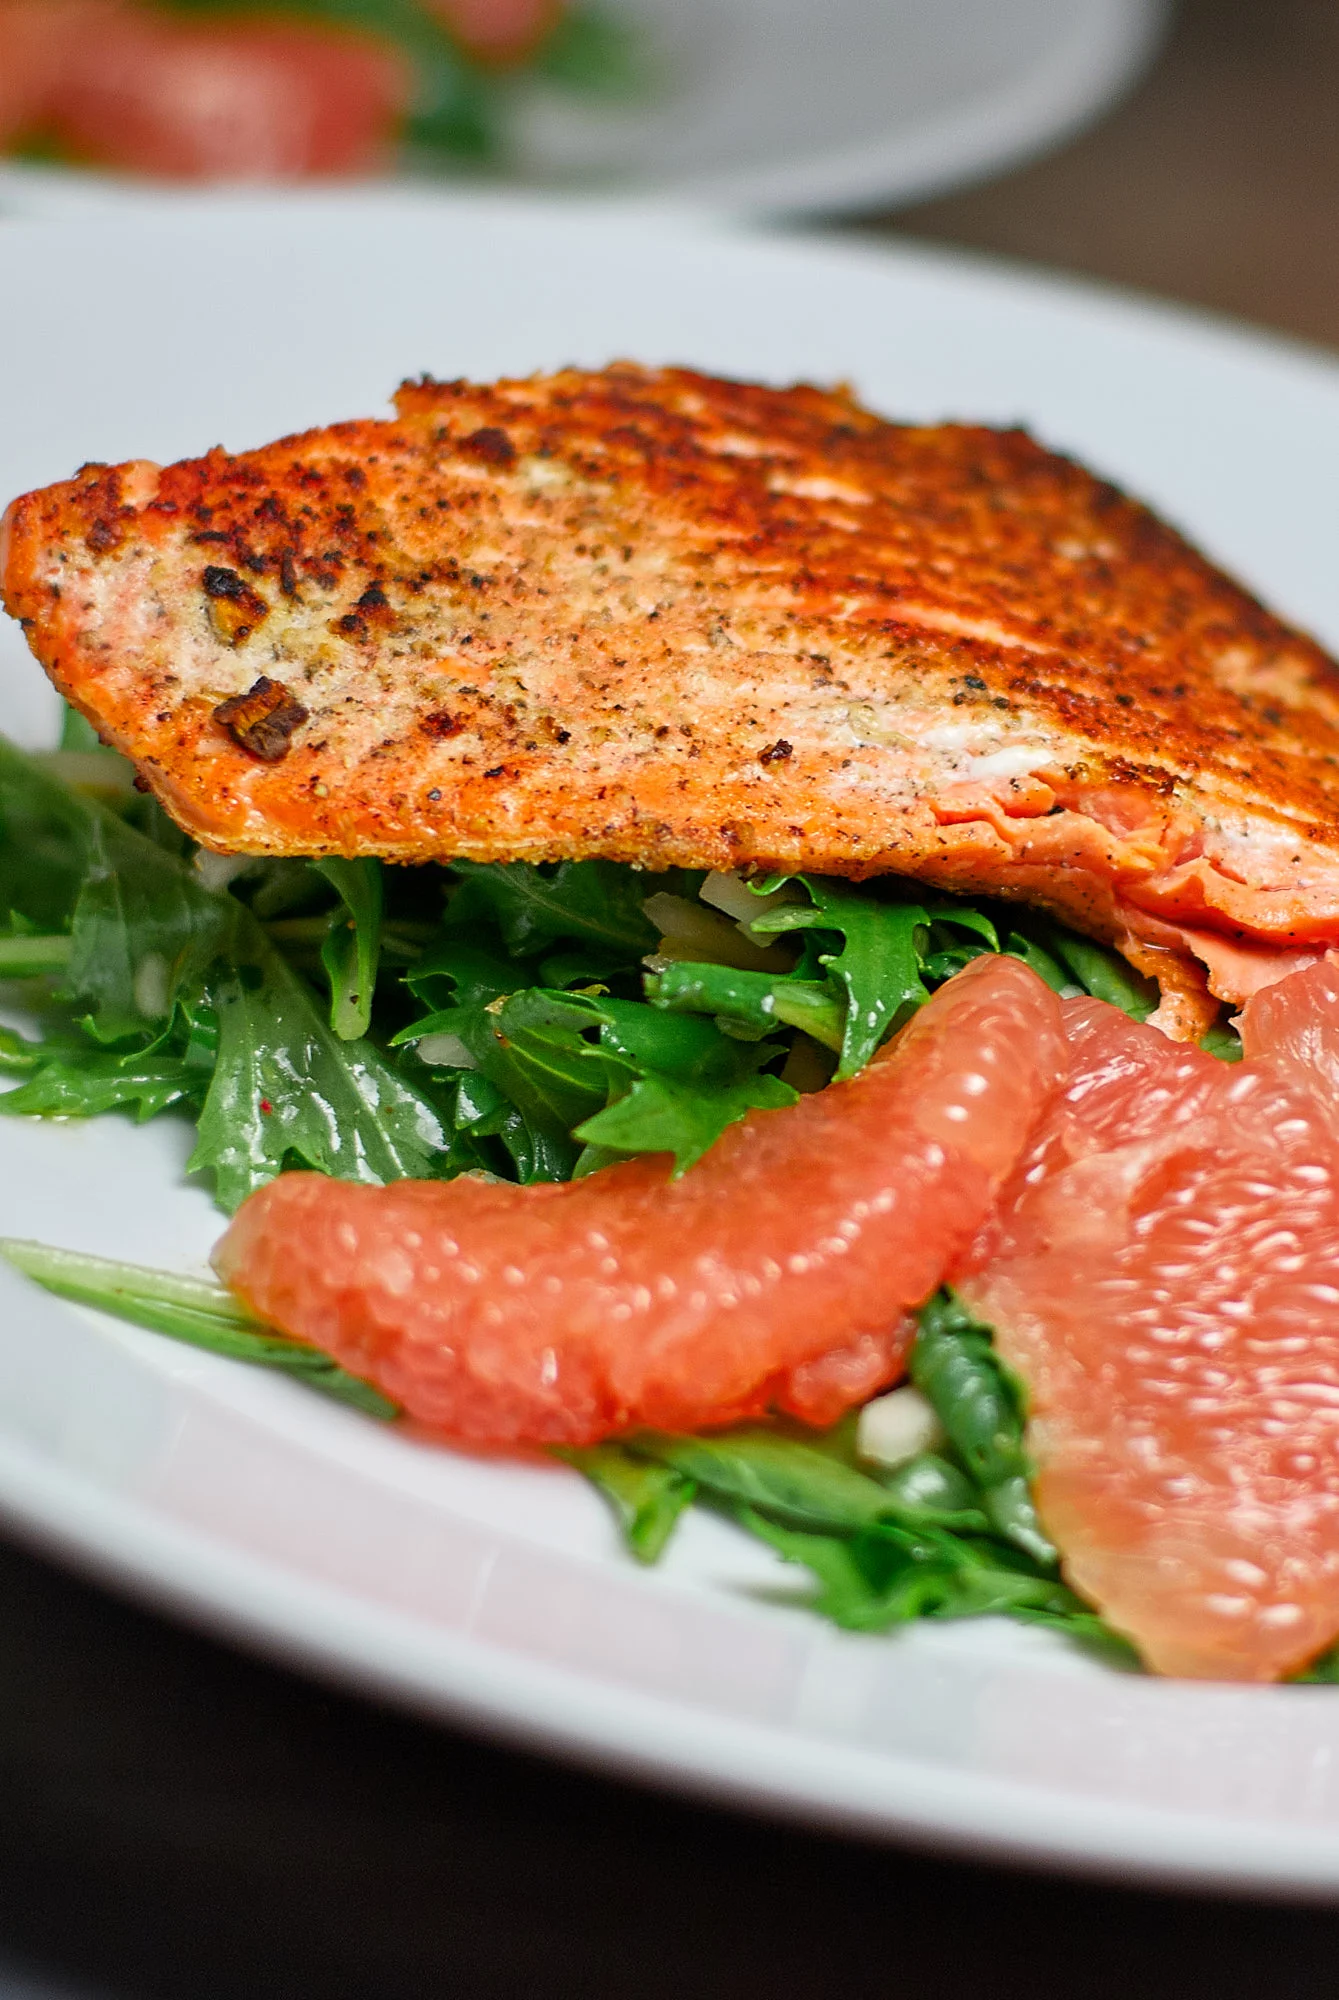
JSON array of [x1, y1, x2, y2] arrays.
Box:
[[6, 364, 1339, 1033]]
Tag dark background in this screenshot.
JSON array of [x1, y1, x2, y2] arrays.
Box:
[[7, 1521, 1339, 2000], [6, 2, 1339, 1993]]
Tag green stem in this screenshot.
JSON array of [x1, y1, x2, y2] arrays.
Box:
[[648, 962, 846, 1053], [1, 1237, 244, 1317], [0, 1238, 398, 1421], [265, 916, 434, 962], [0, 933, 72, 978], [768, 985, 844, 1052]]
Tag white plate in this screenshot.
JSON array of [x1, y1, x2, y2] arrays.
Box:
[[0, 0, 1166, 219], [4, 195, 1339, 1897]]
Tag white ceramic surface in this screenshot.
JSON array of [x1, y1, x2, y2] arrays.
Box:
[[3, 197, 1339, 1895], [0, 0, 1166, 218]]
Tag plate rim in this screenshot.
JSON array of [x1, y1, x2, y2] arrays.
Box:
[[3, 1405, 1339, 1905], [660, 0, 1170, 216]]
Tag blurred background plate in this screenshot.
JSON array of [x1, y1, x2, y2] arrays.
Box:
[[0, 0, 1167, 219]]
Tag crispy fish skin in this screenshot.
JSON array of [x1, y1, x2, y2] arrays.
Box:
[[5, 363, 1339, 1033]]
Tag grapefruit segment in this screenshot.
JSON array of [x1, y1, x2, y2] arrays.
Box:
[[41, 11, 405, 179], [214, 955, 1066, 1446], [963, 979, 1339, 1681], [1239, 951, 1339, 1114]]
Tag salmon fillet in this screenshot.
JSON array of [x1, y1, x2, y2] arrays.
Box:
[[5, 363, 1339, 1036]]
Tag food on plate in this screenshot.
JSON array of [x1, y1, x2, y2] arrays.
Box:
[[214, 955, 1067, 1442], [8, 368, 1339, 1048], [0, 726, 1162, 1661], [432, 0, 560, 63], [6, 364, 1339, 1681], [0, 0, 636, 178], [32, 11, 407, 181], [962, 958, 1339, 1681]]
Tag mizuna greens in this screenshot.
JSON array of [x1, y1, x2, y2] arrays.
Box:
[[0, 719, 1246, 1665]]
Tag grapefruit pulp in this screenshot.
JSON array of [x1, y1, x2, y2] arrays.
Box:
[[963, 956, 1339, 1681], [215, 955, 1066, 1446], [11, 6, 406, 179]]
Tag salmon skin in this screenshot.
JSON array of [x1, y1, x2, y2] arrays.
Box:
[[5, 363, 1339, 1035]]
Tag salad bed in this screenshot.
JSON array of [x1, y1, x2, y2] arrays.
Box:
[[6, 709, 1308, 1674]]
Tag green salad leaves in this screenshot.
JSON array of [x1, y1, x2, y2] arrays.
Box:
[[0, 737, 448, 1210], [565, 1290, 1136, 1662], [0, 725, 1236, 1211], [0, 1238, 398, 1419], [0, 722, 1248, 1672], [1, 1225, 1137, 1663]]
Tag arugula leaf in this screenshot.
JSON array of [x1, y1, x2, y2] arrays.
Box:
[[0, 1050, 198, 1123], [738, 1508, 1066, 1629], [486, 996, 622, 1122], [577, 988, 797, 1173], [870, 1452, 990, 1531], [1199, 1021, 1244, 1063], [536, 2, 651, 94], [1, 734, 233, 1041], [646, 961, 844, 1053], [556, 1350, 1130, 1657], [1002, 929, 1075, 993], [925, 903, 999, 951], [865, 1530, 1085, 1624], [0, 732, 99, 933], [444, 989, 618, 1182], [66, 809, 234, 1042], [447, 858, 659, 961], [589, 995, 745, 1076], [314, 857, 383, 1040], [59, 702, 104, 754], [630, 1428, 905, 1531], [389, 7, 495, 163], [0, 931, 72, 979], [750, 877, 931, 1078], [911, 1289, 1055, 1564], [739, 1511, 887, 1624], [0, 1025, 42, 1073], [405, 933, 522, 1012], [1294, 1643, 1339, 1684], [1038, 924, 1158, 1021], [558, 1442, 696, 1562], [192, 943, 448, 1212], [548, 1287, 1132, 1661], [0, 735, 450, 1210], [0, 1238, 398, 1419], [919, 942, 988, 984], [575, 1069, 796, 1176], [631, 1426, 994, 1539], [401, 987, 619, 1183], [1011, 1604, 1143, 1669], [398, 974, 797, 1181]]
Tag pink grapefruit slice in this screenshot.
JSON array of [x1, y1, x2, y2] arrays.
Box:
[[963, 960, 1339, 1680], [215, 955, 1066, 1446]]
